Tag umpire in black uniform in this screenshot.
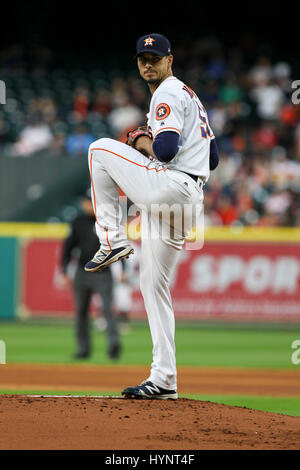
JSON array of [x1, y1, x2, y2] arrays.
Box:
[[60, 189, 121, 360]]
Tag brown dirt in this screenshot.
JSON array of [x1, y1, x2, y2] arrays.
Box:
[[0, 364, 300, 450], [1, 363, 300, 396]]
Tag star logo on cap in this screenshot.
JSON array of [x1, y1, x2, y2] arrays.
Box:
[[144, 36, 155, 46]]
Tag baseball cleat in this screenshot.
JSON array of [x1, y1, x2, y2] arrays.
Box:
[[71, 352, 90, 360], [122, 381, 178, 400], [84, 246, 134, 272], [108, 343, 121, 360]]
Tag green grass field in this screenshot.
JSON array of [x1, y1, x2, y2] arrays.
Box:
[[1, 320, 300, 416], [1, 320, 300, 368]]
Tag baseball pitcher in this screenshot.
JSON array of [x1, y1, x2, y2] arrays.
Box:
[[85, 33, 219, 399]]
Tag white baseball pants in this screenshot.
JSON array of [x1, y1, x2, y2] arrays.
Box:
[[89, 138, 203, 391]]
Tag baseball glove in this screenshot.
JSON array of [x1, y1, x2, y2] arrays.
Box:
[[125, 126, 151, 148]]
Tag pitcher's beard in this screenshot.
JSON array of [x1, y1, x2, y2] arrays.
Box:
[[145, 76, 158, 84], [146, 76, 164, 88]]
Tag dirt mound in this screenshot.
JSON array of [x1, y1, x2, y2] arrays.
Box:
[[1, 395, 300, 450]]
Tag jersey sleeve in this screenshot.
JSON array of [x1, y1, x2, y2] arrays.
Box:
[[209, 138, 219, 170], [151, 91, 184, 139]]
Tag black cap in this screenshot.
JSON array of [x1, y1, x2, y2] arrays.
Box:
[[136, 33, 171, 57]]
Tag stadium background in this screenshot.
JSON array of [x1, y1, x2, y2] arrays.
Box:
[[0, 4, 300, 426]]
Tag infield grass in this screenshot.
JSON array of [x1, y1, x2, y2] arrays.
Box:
[[1, 320, 300, 417], [0, 320, 300, 368]]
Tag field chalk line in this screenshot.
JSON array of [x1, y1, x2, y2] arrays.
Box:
[[26, 395, 125, 399]]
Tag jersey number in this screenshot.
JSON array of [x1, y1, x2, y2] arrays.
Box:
[[196, 102, 212, 139], [182, 84, 212, 139]]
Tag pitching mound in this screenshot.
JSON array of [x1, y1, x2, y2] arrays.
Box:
[[1, 395, 300, 450]]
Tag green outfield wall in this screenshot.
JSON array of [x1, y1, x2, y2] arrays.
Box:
[[0, 237, 18, 319]]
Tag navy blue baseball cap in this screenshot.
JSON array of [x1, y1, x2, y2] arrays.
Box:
[[136, 33, 171, 57]]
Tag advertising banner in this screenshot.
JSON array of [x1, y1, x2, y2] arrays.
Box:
[[19, 236, 300, 322]]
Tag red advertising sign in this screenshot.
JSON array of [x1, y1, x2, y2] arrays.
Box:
[[21, 240, 75, 316], [169, 242, 300, 320], [20, 239, 300, 322]]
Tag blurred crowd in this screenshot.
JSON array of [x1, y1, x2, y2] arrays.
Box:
[[0, 37, 299, 226]]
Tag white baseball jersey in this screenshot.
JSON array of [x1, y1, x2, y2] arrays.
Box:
[[88, 76, 209, 392], [147, 76, 214, 181]]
